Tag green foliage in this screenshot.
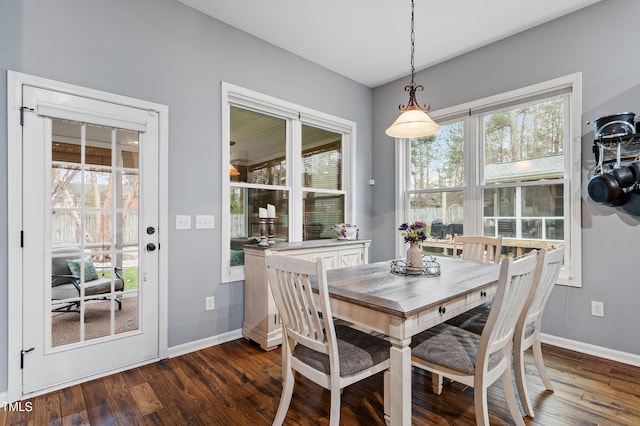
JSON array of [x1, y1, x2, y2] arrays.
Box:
[[410, 121, 464, 189], [484, 98, 564, 165]]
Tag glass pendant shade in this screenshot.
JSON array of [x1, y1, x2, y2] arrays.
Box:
[[387, 0, 440, 139], [385, 107, 441, 138]]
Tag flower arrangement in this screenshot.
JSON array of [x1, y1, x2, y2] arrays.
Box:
[[398, 221, 428, 244]]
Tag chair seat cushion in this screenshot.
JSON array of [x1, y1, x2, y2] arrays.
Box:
[[294, 325, 390, 377], [51, 278, 124, 300], [411, 323, 503, 375], [447, 303, 537, 340], [445, 302, 491, 335]]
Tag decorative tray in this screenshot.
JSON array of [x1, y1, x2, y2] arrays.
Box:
[[390, 256, 441, 277]]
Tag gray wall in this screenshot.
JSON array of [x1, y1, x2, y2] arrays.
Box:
[[372, 0, 640, 354], [0, 0, 373, 392]]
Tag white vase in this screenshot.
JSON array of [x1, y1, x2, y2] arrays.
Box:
[[406, 242, 423, 273]]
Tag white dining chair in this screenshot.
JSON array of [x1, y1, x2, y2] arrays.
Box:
[[514, 246, 564, 417], [411, 252, 538, 426], [444, 247, 565, 418], [453, 235, 503, 263], [266, 254, 390, 426]]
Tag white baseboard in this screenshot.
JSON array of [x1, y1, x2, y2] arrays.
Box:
[[541, 333, 640, 367], [167, 329, 243, 358], [3, 331, 635, 402]]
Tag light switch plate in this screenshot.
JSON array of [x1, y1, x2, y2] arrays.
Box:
[[176, 215, 191, 230], [206, 296, 215, 311], [196, 215, 215, 229]]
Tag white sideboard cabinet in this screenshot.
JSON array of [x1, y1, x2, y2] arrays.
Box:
[[242, 239, 371, 350]]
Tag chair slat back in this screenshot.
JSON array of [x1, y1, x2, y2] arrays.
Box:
[[524, 246, 564, 326], [453, 235, 502, 263], [480, 252, 538, 359], [266, 254, 335, 355]]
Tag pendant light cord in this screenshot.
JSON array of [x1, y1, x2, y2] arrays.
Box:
[[410, 0, 416, 87], [399, 0, 429, 113]]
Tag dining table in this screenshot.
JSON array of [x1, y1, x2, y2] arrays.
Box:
[[322, 256, 501, 426]]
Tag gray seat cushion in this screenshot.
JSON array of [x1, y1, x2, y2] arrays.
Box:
[[445, 302, 491, 335], [51, 278, 124, 300], [51, 248, 124, 300], [293, 324, 390, 377], [411, 323, 503, 375], [446, 303, 536, 339]]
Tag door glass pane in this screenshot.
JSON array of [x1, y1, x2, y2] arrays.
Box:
[[50, 119, 140, 348]]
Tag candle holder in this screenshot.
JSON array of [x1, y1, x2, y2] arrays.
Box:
[[258, 218, 269, 247], [267, 218, 276, 245]]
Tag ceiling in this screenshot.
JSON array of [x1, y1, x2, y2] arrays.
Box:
[[176, 0, 600, 88]]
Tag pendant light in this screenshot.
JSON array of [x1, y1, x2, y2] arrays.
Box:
[[229, 140, 241, 176], [385, 0, 440, 139]]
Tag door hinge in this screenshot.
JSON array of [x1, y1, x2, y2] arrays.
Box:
[[20, 106, 34, 126], [20, 347, 35, 369], [20, 230, 24, 248]]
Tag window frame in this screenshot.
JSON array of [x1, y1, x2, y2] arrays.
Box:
[[395, 73, 582, 287], [221, 82, 357, 283]]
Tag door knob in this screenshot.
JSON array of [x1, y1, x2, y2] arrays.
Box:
[[146, 243, 157, 252]]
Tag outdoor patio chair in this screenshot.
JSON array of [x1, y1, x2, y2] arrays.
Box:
[[51, 247, 124, 313]]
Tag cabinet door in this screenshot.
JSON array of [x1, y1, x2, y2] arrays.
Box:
[[289, 251, 338, 270], [338, 248, 364, 267]]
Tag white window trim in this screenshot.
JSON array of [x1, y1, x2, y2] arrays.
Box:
[[221, 82, 357, 283], [395, 73, 582, 287]]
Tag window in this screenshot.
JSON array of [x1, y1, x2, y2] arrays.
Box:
[[222, 83, 356, 282], [405, 120, 465, 239], [396, 74, 582, 286]]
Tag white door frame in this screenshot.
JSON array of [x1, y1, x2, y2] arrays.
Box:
[[6, 70, 169, 401]]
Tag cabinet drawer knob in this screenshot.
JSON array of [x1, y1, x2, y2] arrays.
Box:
[[438, 306, 446, 314], [481, 290, 487, 297]]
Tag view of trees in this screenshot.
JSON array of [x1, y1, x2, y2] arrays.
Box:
[[408, 96, 566, 240], [410, 97, 564, 191], [411, 121, 463, 190], [484, 98, 564, 166], [51, 137, 139, 250]]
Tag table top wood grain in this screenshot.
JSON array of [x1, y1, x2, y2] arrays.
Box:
[[323, 257, 501, 319]]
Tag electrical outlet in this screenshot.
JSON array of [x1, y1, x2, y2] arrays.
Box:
[[591, 301, 604, 317], [196, 215, 215, 229], [206, 296, 215, 311]]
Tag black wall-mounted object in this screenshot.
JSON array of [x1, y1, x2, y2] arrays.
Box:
[[588, 112, 640, 216]]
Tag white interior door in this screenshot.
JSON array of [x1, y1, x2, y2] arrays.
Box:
[[20, 84, 160, 394]]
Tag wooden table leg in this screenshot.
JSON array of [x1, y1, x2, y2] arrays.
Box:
[[385, 337, 412, 426]]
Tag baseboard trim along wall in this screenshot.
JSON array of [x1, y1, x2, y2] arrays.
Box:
[[2, 331, 636, 401], [542, 333, 640, 367], [167, 329, 243, 358]]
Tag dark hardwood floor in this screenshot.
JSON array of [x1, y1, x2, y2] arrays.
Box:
[[3, 338, 640, 425]]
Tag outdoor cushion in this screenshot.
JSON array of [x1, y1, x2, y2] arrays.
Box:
[[66, 257, 99, 282]]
